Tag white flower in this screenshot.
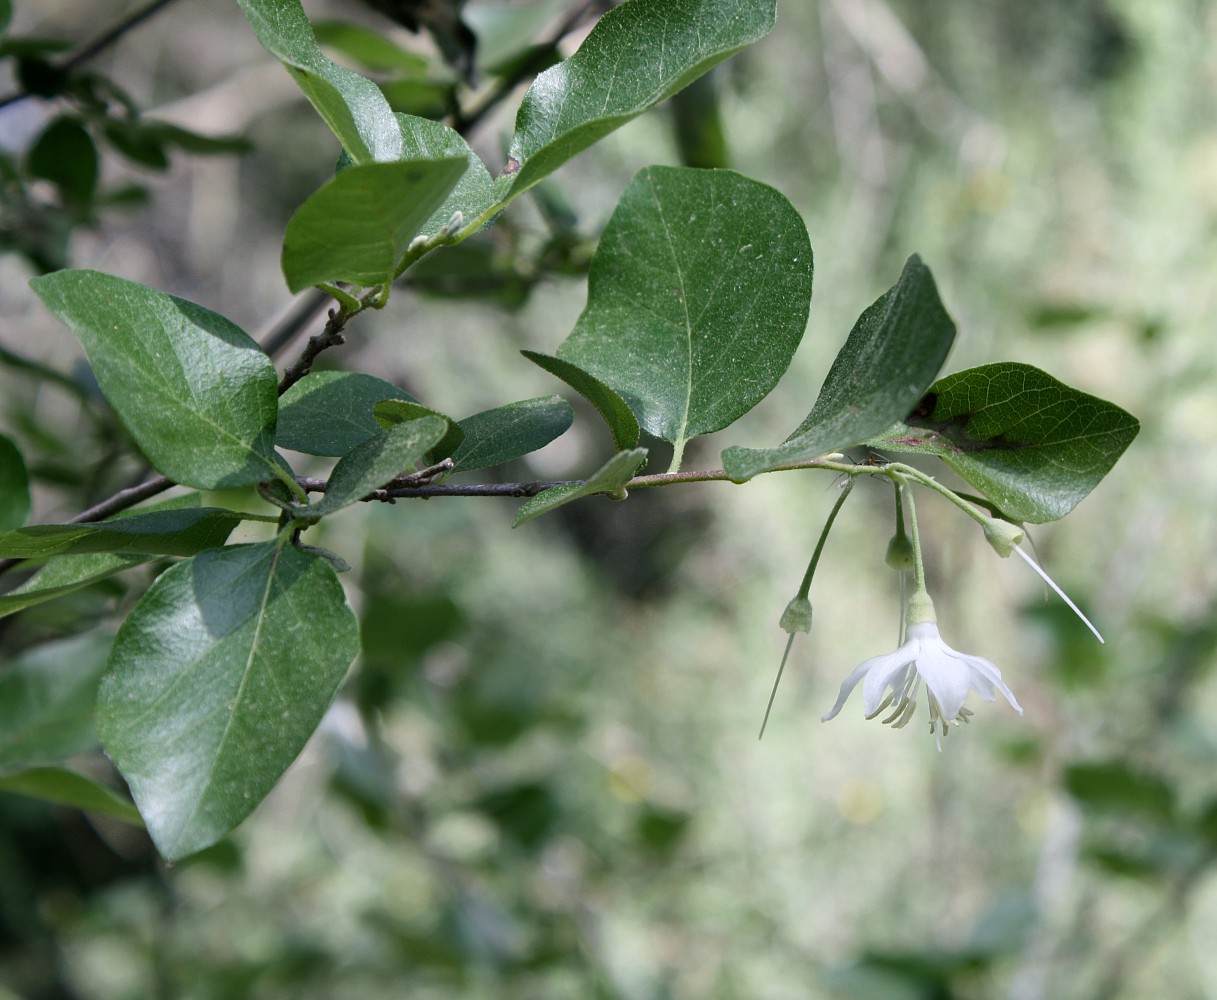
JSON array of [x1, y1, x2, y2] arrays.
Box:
[[821, 620, 1023, 747]]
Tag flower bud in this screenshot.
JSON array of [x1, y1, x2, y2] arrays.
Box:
[[982, 516, 1026, 558], [885, 531, 915, 571], [779, 595, 813, 634]]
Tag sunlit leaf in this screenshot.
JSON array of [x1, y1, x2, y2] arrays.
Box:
[[98, 541, 360, 859], [868, 363, 1140, 523], [722, 255, 955, 480], [451, 396, 573, 473], [557, 167, 811, 467], [307, 416, 448, 515], [281, 156, 467, 292], [30, 270, 281, 489]]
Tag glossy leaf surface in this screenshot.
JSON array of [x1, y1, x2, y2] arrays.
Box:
[[98, 541, 359, 859], [281, 156, 467, 292], [722, 255, 955, 480], [451, 395, 573, 473], [557, 167, 811, 463], [498, 0, 775, 203], [30, 270, 281, 489], [374, 399, 464, 460], [307, 416, 448, 515], [869, 363, 1140, 522], [396, 114, 494, 239], [277, 371, 417, 457]]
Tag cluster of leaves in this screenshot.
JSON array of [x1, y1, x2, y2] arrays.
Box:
[[0, 0, 1137, 862], [0, 2, 248, 271]]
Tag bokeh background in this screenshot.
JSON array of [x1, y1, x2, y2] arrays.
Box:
[[1, 1, 1214, 997]]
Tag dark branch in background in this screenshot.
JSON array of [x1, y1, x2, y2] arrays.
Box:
[[0, 0, 185, 111], [259, 288, 330, 360]]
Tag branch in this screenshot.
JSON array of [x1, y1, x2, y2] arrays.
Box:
[[0, 0, 185, 111]]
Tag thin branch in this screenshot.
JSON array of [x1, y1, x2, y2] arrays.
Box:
[[259, 288, 331, 360], [276, 307, 348, 395], [0, 0, 185, 111]]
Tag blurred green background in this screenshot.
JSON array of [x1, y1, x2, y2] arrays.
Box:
[[1, 1, 1214, 997]]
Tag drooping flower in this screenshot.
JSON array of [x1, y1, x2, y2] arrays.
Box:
[[821, 600, 1023, 748]]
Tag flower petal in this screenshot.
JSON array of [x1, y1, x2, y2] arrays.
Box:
[[962, 654, 1023, 715], [859, 641, 920, 716], [820, 659, 871, 721]]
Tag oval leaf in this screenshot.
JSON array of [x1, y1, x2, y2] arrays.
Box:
[[374, 399, 464, 460], [30, 270, 281, 489], [557, 167, 812, 466], [451, 395, 574, 473], [97, 541, 360, 859], [722, 255, 955, 480], [307, 415, 448, 516], [0, 553, 150, 619], [498, 0, 776, 202], [277, 370, 417, 457], [868, 363, 1140, 523], [282, 157, 468, 292], [236, 0, 401, 163]]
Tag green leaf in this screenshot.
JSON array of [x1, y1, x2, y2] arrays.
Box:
[[521, 351, 639, 451], [496, 0, 775, 203], [312, 19, 431, 74], [307, 416, 448, 515], [0, 433, 30, 531], [868, 363, 1140, 523], [236, 0, 402, 163], [0, 508, 243, 560], [451, 396, 573, 473], [395, 114, 494, 239], [0, 553, 149, 619], [27, 116, 99, 203], [557, 167, 811, 467], [281, 156, 467, 292], [1064, 762, 1175, 819], [0, 767, 143, 825], [30, 270, 281, 489], [722, 255, 956, 480], [97, 541, 360, 859], [374, 399, 464, 460], [277, 370, 417, 457], [513, 448, 647, 526], [0, 633, 112, 768]]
